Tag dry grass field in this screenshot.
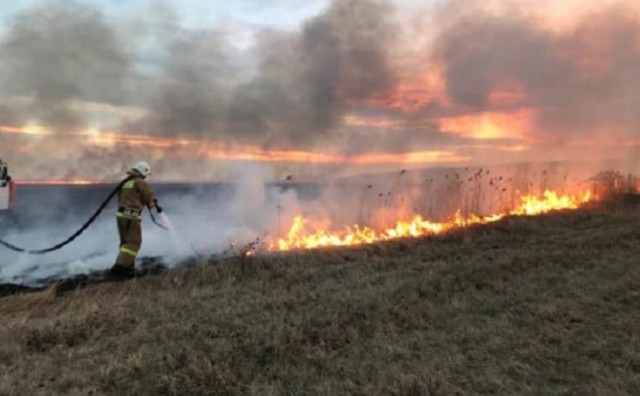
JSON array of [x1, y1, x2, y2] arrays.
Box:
[[1, 203, 639, 395]]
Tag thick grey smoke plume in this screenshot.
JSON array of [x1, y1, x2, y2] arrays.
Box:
[[139, 0, 397, 147], [434, 2, 640, 140], [3, 0, 638, 285], [0, 0, 132, 132], [0, 0, 397, 144], [1, 0, 639, 180], [0, 0, 403, 180]]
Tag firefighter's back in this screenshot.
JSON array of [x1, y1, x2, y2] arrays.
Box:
[[118, 177, 144, 212]]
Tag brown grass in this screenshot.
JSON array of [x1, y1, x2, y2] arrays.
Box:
[[1, 204, 640, 395]]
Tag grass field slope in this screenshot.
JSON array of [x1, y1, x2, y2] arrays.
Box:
[[1, 204, 639, 395]]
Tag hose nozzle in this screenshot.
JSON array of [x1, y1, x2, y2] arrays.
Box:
[[154, 199, 163, 213]]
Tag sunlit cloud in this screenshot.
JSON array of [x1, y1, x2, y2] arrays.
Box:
[[0, 0, 638, 180]]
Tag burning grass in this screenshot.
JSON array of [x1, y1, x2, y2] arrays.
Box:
[[1, 203, 640, 395], [270, 189, 592, 251]]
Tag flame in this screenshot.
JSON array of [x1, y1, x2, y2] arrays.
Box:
[[271, 190, 592, 252]]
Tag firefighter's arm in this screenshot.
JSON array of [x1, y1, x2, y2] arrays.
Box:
[[137, 180, 156, 208]]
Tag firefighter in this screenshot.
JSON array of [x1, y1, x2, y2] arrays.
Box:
[[110, 161, 161, 278], [0, 159, 9, 186]]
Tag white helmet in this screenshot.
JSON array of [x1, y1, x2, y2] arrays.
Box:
[[132, 161, 151, 177]]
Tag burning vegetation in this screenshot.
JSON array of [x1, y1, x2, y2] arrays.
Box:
[[270, 189, 592, 252], [266, 165, 599, 252], [590, 170, 640, 201]]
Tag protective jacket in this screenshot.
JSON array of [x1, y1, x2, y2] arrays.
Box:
[[113, 169, 156, 270], [117, 170, 156, 216]]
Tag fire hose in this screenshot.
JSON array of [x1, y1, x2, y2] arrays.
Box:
[[0, 178, 167, 255]]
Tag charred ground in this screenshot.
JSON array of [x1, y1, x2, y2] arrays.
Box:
[[1, 203, 639, 395]]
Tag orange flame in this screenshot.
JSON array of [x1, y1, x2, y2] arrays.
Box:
[[271, 190, 592, 252]]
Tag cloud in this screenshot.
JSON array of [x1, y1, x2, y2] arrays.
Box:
[[1, 1, 133, 103], [1, 0, 639, 180], [432, 1, 640, 140]]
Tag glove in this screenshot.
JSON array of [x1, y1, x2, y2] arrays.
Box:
[[154, 199, 163, 213]]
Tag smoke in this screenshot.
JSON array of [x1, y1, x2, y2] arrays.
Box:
[[222, 0, 397, 148], [3, 0, 640, 286], [0, 157, 615, 285], [0, 163, 303, 284], [1, 0, 637, 181], [0, 0, 408, 179], [129, 27, 236, 139], [0, 0, 133, 131], [433, 1, 640, 141]]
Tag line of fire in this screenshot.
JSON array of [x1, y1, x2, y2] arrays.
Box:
[[4, 156, 637, 255], [266, 169, 640, 252]]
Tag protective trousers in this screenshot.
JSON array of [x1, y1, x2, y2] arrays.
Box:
[[115, 217, 142, 269]]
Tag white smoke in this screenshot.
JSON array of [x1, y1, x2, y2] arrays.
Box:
[[0, 163, 301, 285], [0, 159, 624, 286]]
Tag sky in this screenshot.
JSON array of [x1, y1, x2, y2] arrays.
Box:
[[0, 0, 331, 29], [0, 0, 639, 181]]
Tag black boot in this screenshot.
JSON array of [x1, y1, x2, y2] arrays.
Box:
[[109, 264, 135, 280]]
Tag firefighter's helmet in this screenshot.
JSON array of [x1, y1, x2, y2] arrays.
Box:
[[132, 161, 151, 178]]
